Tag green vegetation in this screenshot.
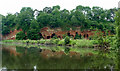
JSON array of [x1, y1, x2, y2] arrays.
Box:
[[115, 9, 120, 48], [16, 31, 26, 40], [1, 5, 119, 51], [2, 39, 97, 48], [1, 5, 119, 70], [1, 5, 118, 39], [75, 39, 95, 48], [64, 36, 70, 45]]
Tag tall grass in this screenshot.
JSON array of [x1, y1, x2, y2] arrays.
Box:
[[2, 39, 98, 48], [75, 39, 97, 48]]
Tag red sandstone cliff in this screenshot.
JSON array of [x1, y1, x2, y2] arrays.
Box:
[[2, 27, 108, 40]]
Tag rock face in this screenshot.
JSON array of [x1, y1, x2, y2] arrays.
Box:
[[2, 29, 22, 40], [40, 27, 106, 39], [2, 27, 108, 40]]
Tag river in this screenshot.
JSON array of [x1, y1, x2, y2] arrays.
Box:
[[1, 44, 119, 71]]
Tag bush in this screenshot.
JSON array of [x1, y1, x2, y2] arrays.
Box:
[[64, 36, 70, 45], [16, 31, 26, 40], [116, 25, 120, 48], [53, 38, 60, 44], [106, 35, 117, 50], [76, 39, 94, 48], [27, 29, 41, 40], [90, 40, 98, 44], [2, 26, 10, 36], [74, 33, 80, 39], [69, 40, 76, 45], [62, 34, 67, 39], [57, 39, 64, 45], [46, 39, 54, 44], [39, 39, 46, 44]]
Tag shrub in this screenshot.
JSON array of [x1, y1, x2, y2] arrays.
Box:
[[27, 29, 41, 40], [53, 38, 60, 44], [74, 33, 80, 39], [57, 39, 64, 45], [69, 40, 76, 46], [106, 35, 117, 50], [16, 31, 26, 40], [90, 40, 98, 44], [62, 34, 67, 39], [76, 39, 94, 48], [39, 39, 46, 44], [64, 36, 70, 45], [47, 39, 54, 44], [116, 25, 120, 48]]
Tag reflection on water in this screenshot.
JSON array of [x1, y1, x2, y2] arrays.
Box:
[[2, 44, 118, 70]]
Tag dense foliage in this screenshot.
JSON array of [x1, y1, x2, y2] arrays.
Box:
[[1, 5, 118, 39], [64, 36, 70, 45], [16, 31, 26, 40], [27, 29, 41, 40], [115, 9, 120, 48]]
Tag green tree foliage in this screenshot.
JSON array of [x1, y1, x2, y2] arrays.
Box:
[[16, 31, 26, 40], [2, 14, 16, 35], [4, 14, 16, 27], [17, 7, 34, 32], [1, 5, 118, 39], [115, 9, 120, 48], [64, 36, 70, 45], [2, 26, 10, 35], [27, 29, 41, 40]]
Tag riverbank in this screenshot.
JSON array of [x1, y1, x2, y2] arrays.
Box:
[[2, 39, 99, 48]]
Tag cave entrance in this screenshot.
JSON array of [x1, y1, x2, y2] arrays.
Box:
[[84, 34, 85, 38], [51, 33, 55, 38], [67, 32, 70, 36], [47, 36, 50, 39], [87, 34, 89, 38]]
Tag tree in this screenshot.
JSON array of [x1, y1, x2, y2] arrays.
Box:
[[70, 15, 79, 26], [16, 31, 26, 40], [115, 9, 120, 48], [30, 19, 40, 30], [27, 29, 41, 40], [2, 26, 10, 35], [37, 12, 51, 27], [17, 7, 34, 32], [52, 5, 60, 11], [43, 7, 52, 13], [1, 5, 117, 40], [3, 14, 16, 27], [76, 5, 84, 11]]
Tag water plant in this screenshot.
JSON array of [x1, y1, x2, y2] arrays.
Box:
[[64, 36, 70, 45]]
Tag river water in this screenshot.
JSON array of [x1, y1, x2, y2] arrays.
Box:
[[1, 44, 119, 70]]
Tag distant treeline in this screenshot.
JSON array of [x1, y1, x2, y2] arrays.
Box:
[[0, 5, 118, 36]]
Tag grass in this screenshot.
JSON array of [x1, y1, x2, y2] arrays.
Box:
[[57, 39, 64, 46], [75, 39, 97, 48], [1, 39, 98, 48]]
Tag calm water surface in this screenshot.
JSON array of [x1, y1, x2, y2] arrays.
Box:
[[1, 44, 118, 70]]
